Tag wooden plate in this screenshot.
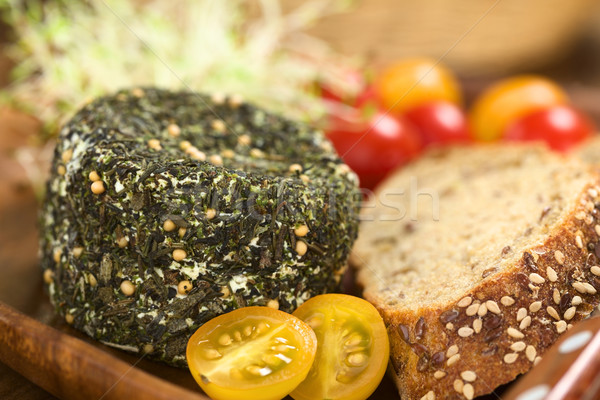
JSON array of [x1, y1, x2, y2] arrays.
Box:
[[2, 81, 600, 399]]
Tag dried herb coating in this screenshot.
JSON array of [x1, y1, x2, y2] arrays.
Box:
[[40, 88, 360, 366]]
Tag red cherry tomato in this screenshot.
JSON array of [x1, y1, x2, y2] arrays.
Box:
[[327, 110, 422, 190], [504, 105, 594, 152], [404, 101, 471, 146]]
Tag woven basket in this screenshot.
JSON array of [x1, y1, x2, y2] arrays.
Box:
[[302, 0, 599, 75]]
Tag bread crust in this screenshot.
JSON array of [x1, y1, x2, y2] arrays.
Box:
[[353, 177, 600, 400]]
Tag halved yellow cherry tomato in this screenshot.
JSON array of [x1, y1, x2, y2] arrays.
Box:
[[375, 57, 462, 114], [186, 307, 317, 400], [469, 75, 569, 141], [290, 294, 390, 400]]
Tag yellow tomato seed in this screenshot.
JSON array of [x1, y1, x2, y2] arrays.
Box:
[[218, 333, 232, 346], [203, 348, 222, 360], [347, 352, 367, 366], [246, 365, 262, 376]]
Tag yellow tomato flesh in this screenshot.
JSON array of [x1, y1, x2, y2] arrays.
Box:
[[291, 294, 390, 400], [469, 75, 569, 141], [375, 57, 462, 114], [187, 307, 317, 400]]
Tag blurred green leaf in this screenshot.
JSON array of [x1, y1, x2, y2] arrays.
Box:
[[1, 0, 362, 136]]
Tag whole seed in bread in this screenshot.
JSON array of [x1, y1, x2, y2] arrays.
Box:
[[352, 144, 600, 399], [39, 88, 360, 366]]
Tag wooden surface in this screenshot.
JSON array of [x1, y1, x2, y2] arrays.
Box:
[[0, 301, 208, 400], [294, 0, 600, 75], [0, 107, 514, 400], [0, 75, 407, 400], [3, 13, 600, 400], [0, 89, 502, 400]]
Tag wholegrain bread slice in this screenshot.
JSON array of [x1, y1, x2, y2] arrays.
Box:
[[352, 144, 600, 400]]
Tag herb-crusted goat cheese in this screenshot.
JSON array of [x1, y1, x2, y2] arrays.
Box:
[[40, 88, 360, 366]]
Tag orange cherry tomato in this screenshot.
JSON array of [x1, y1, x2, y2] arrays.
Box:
[[290, 294, 390, 400], [469, 75, 569, 142], [374, 58, 462, 114], [186, 307, 317, 400]]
